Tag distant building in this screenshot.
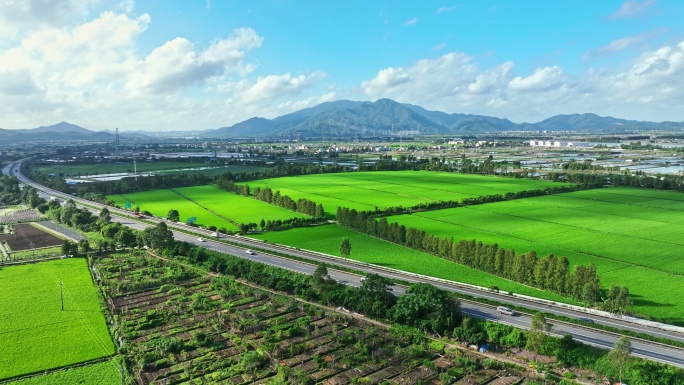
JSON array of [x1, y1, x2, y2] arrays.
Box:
[[529, 140, 591, 148]]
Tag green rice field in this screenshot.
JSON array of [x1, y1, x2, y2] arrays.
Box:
[[384, 187, 684, 324], [0, 259, 115, 379], [108, 185, 306, 230], [176, 185, 308, 223], [249, 224, 571, 303], [7, 360, 121, 385], [240, 171, 570, 216]]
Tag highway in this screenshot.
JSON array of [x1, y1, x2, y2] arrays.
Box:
[[5, 161, 684, 367]]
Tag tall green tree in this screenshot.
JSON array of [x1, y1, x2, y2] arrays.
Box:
[[357, 273, 395, 318], [391, 283, 460, 335], [23, 187, 42, 208], [340, 237, 351, 257], [61, 240, 74, 256], [142, 221, 174, 251], [453, 316, 484, 344], [527, 312, 552, 359], [608, 336, 632, 384], [77, 239, 91, 254], [167, 209, 180, 222], [311, 264, 335, 293], [97, 207, 111, 225], [605, 285, 631, 314]]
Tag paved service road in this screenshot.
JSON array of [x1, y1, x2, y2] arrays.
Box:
[[6, 161, 684, 368]]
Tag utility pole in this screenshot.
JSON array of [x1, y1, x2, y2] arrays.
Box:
[[120, 361, 125, 385], [59, 280, 64, 311]]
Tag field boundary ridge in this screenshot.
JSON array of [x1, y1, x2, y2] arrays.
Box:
[[0, 356, 115, 385]]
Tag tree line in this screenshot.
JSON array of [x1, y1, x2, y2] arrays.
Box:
[[217, 181, 327, 230], [244, 217, 326, 233], [350, 185, 580, 218], [336, 206, 629, 310], [549, 169, 684, 192]]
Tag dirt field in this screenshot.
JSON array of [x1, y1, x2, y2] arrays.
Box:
[[0, 223, 63, 251]]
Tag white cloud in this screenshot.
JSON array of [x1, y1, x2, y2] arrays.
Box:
[[0, 3, 331, 130], [117, 0, 135, 13], [404, 17, 419, 26], [238, 71, 325, 103], [217, 71, 327, 117], [437, 6, 457, 13], [0, 0, 98, 38], [360, 42, 684, 122], [0, 70, 43, 95], [127, 27, 263, 93], [509, 66, 565, 92], [584, 30, 662, 60], [609, 0, 656, 19], [468, 62, 514, 94]]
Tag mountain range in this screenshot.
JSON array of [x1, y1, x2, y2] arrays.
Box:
[[2, 99, 683, 142]]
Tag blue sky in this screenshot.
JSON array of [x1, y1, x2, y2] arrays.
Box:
[[1, 0, 683, 131]]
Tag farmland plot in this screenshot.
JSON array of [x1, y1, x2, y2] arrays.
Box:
[[386, 187, 684, 324], [240, 171, 570, 215], [0, 259, 115, 380], [109, 189, 239, 231], [109, 186, 307, 230], [0, 223, 64, 264], [97, 252, 511, 385], [174, 185, 308, 224], [0, 223, 63, 252]]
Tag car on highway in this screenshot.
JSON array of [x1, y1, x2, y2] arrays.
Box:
[[576, 317, 594, 323], [197, 237, 205, 242], [245, 249, 256, 255], [496, 306, 515, 316]]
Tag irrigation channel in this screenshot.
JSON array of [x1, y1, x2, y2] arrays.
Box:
[[6, 161, 684, 368]]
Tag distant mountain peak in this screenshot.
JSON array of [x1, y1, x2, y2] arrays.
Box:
[[204, 100, 683, 138], [32, 122, 91, 134]]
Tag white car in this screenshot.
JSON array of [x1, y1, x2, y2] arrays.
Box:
[[245, 249, 256, 255], [496, 306, 515, 316], [197, 237, 205, 242]]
